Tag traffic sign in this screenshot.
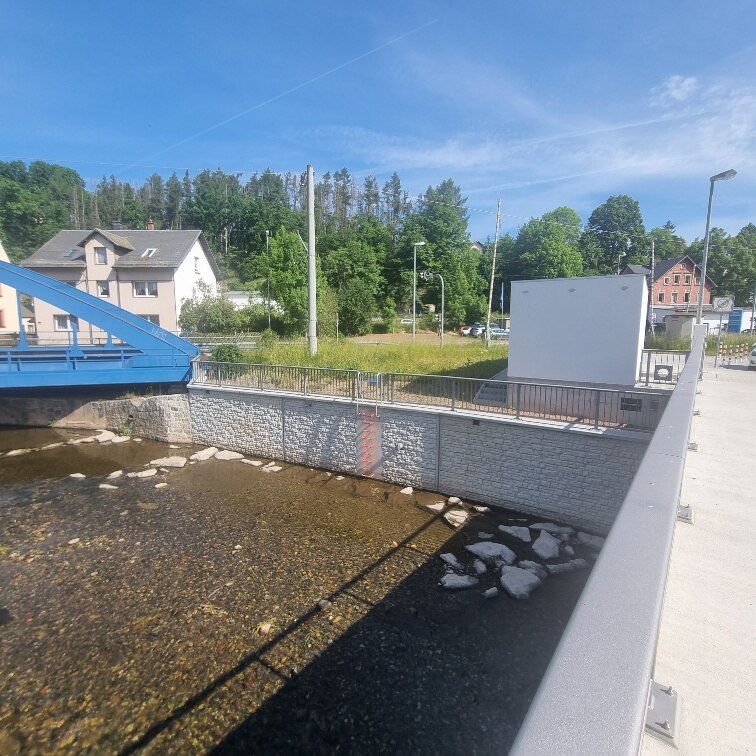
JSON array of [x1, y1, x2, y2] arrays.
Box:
[[712, 296, 734, 313]]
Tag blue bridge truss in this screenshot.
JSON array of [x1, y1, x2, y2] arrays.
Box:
[[0, 260, 198, 389]]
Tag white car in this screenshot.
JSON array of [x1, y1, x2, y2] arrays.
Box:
[[750, 344, 756, 369]]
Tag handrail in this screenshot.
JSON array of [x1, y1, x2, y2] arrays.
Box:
[[510, 325, 706, 755]]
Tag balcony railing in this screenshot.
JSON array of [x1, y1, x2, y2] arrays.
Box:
[[191, 361, 669, 432]]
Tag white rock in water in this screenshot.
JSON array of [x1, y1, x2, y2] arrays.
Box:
[[518, 560, 548, 581], [472, 505, 490, 513], [335, 476, 345, 481], [500, 566, 542, 599], [5, 448, 32, 457], [215, 450, 244, 461], [242, 459, 264, 466], [95, 430, 115, 443], [71, 436, 95, 445], [99, 483, 119, 490], [111, 435, 130, 444], [40, 442, 64, 450], [439, 573, 479, 590], [127, 468, 157, 478], [440, 553, 464, 570], [262, 465, 283, 473], [465, 541, 516, 565], [399, 486, 414, 495], [154, 482, 168, 489], [473, 559, 487, 576], [149, 456, 187, 468], [546, 558, 589, 575], [444, 509, 469, 528], [447, 496, 462, 505], [532, 530, 561, 560], [190, 447, 218, 461], [530, 522, 575, 535], [69, 473, 86, 479], [107, 470, 123, 479], [577, 532, 606, 550], [482, 587, 499, 599], [426, 501, 445, 513], [477, 531, 494, 540], [169, 444, 180, 449], [498, 525, 531, 543]]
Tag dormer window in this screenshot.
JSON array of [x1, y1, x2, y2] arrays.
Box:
[[141, 248, 157, 258], [64, 248, 78, 258], [94, 247, 107, 265]]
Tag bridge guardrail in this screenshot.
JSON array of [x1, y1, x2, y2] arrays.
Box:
[[638, 349, 690, 385], [510, 326, 706, 754], [191, 361, 670, 431]]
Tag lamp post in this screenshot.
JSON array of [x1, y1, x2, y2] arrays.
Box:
[[412, 241, 426, 343], [421, 270, 445, 347], [697, 169, 737, 324]]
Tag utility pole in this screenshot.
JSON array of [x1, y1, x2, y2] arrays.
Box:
[[307, 165, 317, 356], [265, 230, 271, 330], [485, 198, 502, 348], [649, 240, 655, 335]]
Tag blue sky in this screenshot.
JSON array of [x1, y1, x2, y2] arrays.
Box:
[[1, 1, 754, 243]]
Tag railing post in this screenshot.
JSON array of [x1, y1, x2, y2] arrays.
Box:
[[645, 350, 652, 386], [303, 368, 308, 395], [351, 371, 357, 401], [593, 388, 601, 428], [451, 380, 457, 411], [390, 374, 395, 403], [515, 383, 522, 419]]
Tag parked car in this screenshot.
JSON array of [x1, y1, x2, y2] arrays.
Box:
[[488, 327, 510, 340], [750, 344, 756, 370], [458, 325, 472, 336], [470, 323, 486, 337]]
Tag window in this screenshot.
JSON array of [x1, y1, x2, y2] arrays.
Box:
[[94, 246, 107, 264], [685, 274, 691, 284], [673, 274, 680, 284], [64, 248, 78, 259], [684, 292, 690, 303], [141, 248, 157, 258], [0, 310, 4, 328], [97, 281, 110, 297], [54, 314, 78, 331], [658, 292, 665, 303], [133, 281, 158, 297], [671, 292, 678, 303], [142, 315, 160, 325], [194, 256, 200, 273]]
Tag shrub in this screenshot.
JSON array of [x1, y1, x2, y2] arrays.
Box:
[[211, 344, 244, 363]]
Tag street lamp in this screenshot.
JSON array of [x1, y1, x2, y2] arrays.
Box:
[[421, 270, 445, 347], [697, 169, 737, 324], [412, 241, 426, 343]]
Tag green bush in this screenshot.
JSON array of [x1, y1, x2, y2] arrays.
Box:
[[211, 344, 244, 363]]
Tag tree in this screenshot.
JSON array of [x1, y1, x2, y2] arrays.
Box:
[[581, 195, 647, 274], [648, 224, 686, 260], [513, 216, 583, 280], [179, 293, 240, 333]]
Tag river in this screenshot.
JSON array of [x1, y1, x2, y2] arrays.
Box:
[[0, 426, 590, 754]]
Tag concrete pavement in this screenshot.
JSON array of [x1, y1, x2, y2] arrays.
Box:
[[642, 357, 756, 755]]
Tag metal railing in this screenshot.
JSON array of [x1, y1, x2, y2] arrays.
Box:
[[638, 349, 689, 385], [191, 361, 669, 431], [511, 326, 706, 754]]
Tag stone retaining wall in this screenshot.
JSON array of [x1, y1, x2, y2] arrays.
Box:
[[188, 386, 648, 533]]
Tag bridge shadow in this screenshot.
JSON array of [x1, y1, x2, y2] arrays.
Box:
[[120, 508, 587, 755]]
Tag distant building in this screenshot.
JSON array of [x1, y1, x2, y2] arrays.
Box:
[[21, 224, 220, 336], [621, 255, 715, 308], [0, 239, 21, 336], [470, 241, 485, 253], [223, 290, 281, 312]]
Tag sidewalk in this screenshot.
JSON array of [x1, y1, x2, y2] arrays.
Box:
[[642, 358, 756, 755]]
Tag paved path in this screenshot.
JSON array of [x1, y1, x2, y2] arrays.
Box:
[[643, 358, 756, 755]]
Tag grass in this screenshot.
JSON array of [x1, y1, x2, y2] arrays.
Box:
[[646, 332, 756, 356], [243, 337, 509, 379]]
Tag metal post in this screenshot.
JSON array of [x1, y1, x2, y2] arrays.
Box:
[[715, 314, 724, 367], [593, 389, 601, 429], [516, 383, 522, 419], [645, 351, 652, 386], [306, 165, 317, 356], [265, 230, 271, 330], [412, 241, 425, 343], [14, 291, 27, 349], [485, 198, 502, 348], [439, 273, 445, 348]]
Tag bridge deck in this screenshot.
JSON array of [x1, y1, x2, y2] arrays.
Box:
[[642, 357, 756, 754]]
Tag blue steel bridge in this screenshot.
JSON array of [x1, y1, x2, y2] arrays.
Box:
[[0, 260, 198, 389]]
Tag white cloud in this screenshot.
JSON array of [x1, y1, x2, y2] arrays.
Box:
[[650, 75, 699, 107]]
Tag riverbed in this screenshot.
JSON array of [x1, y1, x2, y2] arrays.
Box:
[[0, 427, 591, 754]]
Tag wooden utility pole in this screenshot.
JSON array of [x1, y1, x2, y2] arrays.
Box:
[[485, 198, 502, 348], [307, 165, 318, 356]]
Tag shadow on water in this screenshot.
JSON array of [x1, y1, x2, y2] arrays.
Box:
[[120, 511, 585, 755]]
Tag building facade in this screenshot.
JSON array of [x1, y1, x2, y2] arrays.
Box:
[[21, 226, 219, 339], [0, 240, 22, 337], [623, 255, 714, 308]]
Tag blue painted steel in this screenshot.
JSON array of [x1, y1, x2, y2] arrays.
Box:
[[0, 260, 198, 388], [727, 308, 743, 333]]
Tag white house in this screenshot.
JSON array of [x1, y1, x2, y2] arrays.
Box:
[[0, 239, 22, 337], [21, 224, 219, 338]]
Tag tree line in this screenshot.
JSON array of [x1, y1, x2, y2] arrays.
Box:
[[1, 159, 755, 335]]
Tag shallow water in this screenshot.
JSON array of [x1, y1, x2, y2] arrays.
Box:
[[0, 428, 591, 754]]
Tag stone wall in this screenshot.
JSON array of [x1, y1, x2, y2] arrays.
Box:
[[0, 393, 192, 443], [188, 386, 648, 533]]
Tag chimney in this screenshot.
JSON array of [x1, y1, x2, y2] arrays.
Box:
[[147, 219, 155, 231], [112, 220, 124, 231]]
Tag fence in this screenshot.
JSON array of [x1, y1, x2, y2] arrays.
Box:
[[638, 349, 689, 385], [191, 361, 669, 431], [510, 326, 706, 754]]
